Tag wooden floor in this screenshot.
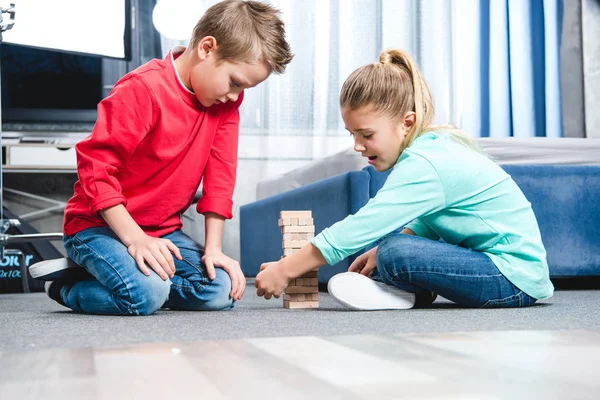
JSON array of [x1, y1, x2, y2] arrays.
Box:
[[1, 329, 598, 399]]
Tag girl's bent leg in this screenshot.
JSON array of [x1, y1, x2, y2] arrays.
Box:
[[375, 233, 537, 308], [63, 227, 171, 316], [161, 230, 234, 311]]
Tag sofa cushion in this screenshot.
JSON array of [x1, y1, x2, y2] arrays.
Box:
[[503, 165, 600, 277]]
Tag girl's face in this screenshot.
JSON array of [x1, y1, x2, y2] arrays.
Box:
[[342, 106, 413, 172]]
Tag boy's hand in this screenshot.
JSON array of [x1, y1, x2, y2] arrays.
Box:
[[348, 246, 378, 277], [255, 261, 288, 299], [202, 250, 245, 301], [127, 234, 182, 280]]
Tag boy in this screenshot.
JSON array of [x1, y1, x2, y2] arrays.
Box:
[[32, 0, 293, 315]]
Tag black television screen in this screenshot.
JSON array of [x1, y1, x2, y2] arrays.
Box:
[[2, 0, 131, 59], [0, 0, 132, 126], [1, 43, 102, 124]]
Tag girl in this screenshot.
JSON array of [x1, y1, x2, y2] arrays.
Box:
[[254, 48, 553, 310]]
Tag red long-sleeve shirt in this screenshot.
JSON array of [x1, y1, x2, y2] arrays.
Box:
[[63, 50, 243, 237]]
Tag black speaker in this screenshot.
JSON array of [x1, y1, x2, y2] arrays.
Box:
[[0, 208, 63, 293]]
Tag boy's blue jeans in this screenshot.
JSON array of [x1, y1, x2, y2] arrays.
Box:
[[372, 233, 537, 308], [62, 227, 234, 315]]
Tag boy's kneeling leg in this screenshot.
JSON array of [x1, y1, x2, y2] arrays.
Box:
[[63, 227, 172, 316], [166, 268, 234, 311], [201, 268, 235, 311], [124, 275, 171, 316], [61, 271, 171, 316]]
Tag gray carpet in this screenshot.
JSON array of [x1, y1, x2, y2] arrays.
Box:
[[1, 285, 599, 351]]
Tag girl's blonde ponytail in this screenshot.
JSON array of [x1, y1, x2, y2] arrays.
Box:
[[378, 49, 434, 144]]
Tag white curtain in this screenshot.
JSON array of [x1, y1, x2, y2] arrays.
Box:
[[235, 0, 563, 184], [158, 0, 563, 259]]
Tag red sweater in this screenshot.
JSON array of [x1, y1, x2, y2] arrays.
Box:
[[63, 51, 243, 237]]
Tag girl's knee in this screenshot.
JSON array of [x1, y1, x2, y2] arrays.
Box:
[[378, 233, 414, 254], [377, 233, 421, 263], [375, 235, 411, 281]]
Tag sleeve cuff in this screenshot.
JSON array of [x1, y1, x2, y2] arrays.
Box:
[[404, 220, 428, 237], [90, 193, 127, 214], [196, 196, 233, 219], [311, 231, 342, 266], [405, 219, 439, 240]]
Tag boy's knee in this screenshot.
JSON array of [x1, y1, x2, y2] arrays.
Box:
[[202, 269, 235, 311], [182, 269, 235, 311], [118, 274, 171, 316], [204, 294, 235, 311]]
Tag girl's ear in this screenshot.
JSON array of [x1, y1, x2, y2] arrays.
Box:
[[402, 111, 416, 133]]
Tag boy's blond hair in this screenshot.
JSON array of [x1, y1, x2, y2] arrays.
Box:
[[190, 0, 293, 74], [340, 48, 486, 155]]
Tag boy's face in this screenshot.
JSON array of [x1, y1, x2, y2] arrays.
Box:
[[190, 45, 270, 107], [342, 106, 412, 172]]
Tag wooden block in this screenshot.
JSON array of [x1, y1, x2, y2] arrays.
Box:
[[310, 293, 320, 301], [284, 300, 319, 309], [283, 248, 300, 256], [281, 225, 315, 233], [278, 218, 291, 227], [283, 293, 306, 301], [297, 218, 314, 226], [288, 233, 314, 241], [289, 217, 299, 226], [280, 211, 312, 219], [295, 278, 304, 286], [282, 240, 309, 248], [310, 278, 318, 285], [288, 279, 296, 286], [284, 285, 318, 294]]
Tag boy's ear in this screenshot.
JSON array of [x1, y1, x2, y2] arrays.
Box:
[[196, 36, 218, 60]]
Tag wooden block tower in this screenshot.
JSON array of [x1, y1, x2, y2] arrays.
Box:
[[279, 210, 319, 309]]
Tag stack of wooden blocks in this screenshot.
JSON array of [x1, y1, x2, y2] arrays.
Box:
[[279, 210, 319, 309]]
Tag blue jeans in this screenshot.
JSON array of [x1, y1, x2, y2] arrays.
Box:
[[62, 227, 234, 315], [372, 233, 537, 308]]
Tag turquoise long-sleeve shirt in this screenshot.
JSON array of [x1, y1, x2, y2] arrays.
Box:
[[312, 132, 554, 300]]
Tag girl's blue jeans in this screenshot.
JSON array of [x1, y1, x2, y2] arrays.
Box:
[[372, 233, 537, 308], [62, 227, 234, 315]]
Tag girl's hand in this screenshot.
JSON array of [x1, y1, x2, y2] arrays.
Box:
[[127, 234, 182, 280], [202, 249, 246, 301], [348, 246, 378, 277], [255, 261, 289, 299]]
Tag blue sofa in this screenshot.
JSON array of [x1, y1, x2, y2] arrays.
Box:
[[240, 165, 600, 282]]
